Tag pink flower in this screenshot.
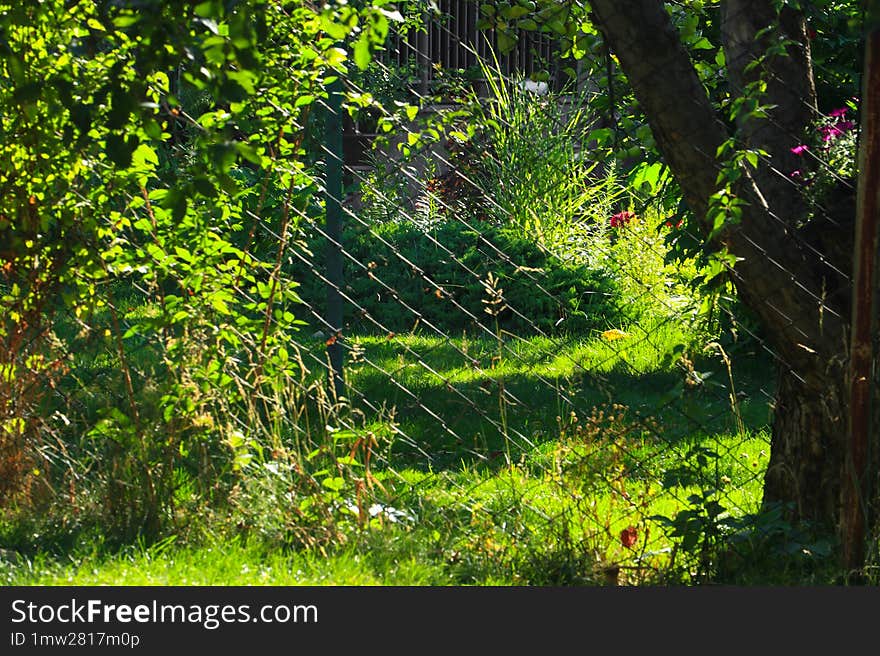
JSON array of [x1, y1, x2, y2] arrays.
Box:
[[790, 144, 809, 155], [610, 210, 635, 228], [828, 107, 848, 118], [820, 119, 855, 142], [789, 170, 811, 185], [821, 125, 843, 142]]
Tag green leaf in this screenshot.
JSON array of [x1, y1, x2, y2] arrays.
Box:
[[322, 476, 345, 491], [6, 54, 25, 85], [210, 296, 231, 315], [161, 189, 188, 222], [194, 1, 222, 18], [108, 87, 135, 129], [208, 142, 238, 172], [192, 176, 217, 198], [353, 34, 371, 70], [234, 142, 262, 165], [320, 17, 349, 41], [113, 13, 141, 28], [131, 143, 159, 170], [173, 246, 194, 263], [501, 5, 530, 19], [547, 19, 565, 34], [143, 119, 163, 140], [106, 134, 136, 168], [497, 29, 516, 54]]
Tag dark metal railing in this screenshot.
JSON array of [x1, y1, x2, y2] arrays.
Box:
[[344, 2, 560, 165], [382, 1, 557, 94]]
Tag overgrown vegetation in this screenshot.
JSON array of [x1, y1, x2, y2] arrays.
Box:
[[0, 0, 869, 586]]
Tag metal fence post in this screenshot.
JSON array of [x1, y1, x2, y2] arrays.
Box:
[[326, 72, 346, 400], [844, 2, 880, 575], [418, 10, 430, 97]]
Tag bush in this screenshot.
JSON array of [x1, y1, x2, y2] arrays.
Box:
[[296, 220, 622, 336]]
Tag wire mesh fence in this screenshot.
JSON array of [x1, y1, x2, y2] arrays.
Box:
[[0, 0, 872, 584]]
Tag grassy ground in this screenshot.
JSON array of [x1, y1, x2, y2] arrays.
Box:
[[3, 317, 824, 586]]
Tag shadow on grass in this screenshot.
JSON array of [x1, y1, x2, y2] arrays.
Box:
[[319, 334, 775, 472]]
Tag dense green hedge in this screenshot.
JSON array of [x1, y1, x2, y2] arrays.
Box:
[[296, 220, 621, 336]]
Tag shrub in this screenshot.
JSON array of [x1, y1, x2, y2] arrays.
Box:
[[296, 220, 622, 336]]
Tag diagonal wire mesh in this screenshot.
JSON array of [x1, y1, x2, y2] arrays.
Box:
[[0, 0, 870, 585]]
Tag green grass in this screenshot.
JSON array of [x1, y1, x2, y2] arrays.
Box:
[[0, 537, 450, 586], [0, 430, 775, 586], [1, 315, 811, 586], [322, 322, 774, 469]]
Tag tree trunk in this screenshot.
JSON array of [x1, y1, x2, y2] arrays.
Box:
[[590, 0, 856, 531], [765, 365, 848, 524]]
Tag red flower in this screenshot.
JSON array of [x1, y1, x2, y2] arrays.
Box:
[[610, 210, 635, 228], [620, 525, 638, 549]]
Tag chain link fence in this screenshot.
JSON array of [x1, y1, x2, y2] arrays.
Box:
[[0, 1, 872, 584]]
